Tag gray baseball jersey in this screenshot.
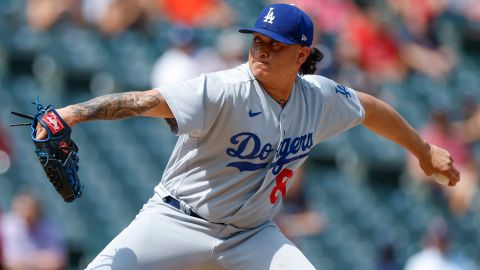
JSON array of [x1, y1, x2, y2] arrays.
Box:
[[155, 63, 364, 229], [85, 63, 365, 269]]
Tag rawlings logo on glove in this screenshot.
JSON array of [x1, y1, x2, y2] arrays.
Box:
[[42, 111, 65, 134], [11, 100, 83, 202]]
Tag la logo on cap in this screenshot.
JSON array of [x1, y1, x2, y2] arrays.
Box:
[[238, 3, 314, 47], [263, 7, 275, 24]]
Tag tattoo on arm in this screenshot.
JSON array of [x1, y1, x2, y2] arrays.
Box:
[[70, 92, 162, 122]]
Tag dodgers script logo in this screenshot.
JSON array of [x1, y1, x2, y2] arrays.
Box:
[[226, 132, 313, 175]]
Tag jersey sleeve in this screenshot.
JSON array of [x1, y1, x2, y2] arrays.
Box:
[[309, 76, 365, 144], [156, 73, 225, 137]]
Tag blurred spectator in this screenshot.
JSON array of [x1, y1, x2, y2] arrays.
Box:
[[388, 0, 456, 80], [151, 26, 247, 89], [458, 0, 480, 55], [26, 0, 82, 31], [404, 217, 476, 270], [274, 166, 325, 240], [461, 0, 480, 21], [272, 0, 358, 38], [272, 0, 359, 77], [445, 0, 480, 55], [81, 0, 153, 36], [150, 25, 201, 87], [214, 29, 248, 68], [194, 29, 248, 73], [0, 124, 12, 175], [1, 190, 67, 270], [277, 1, 405, 91], [376, 241, 399, 270], [157, 0, 234, 28], [406, 104, 479, 216], [0, 125, 11, 158], [336, 4, 406, 90], [462, 104, 480, 143]]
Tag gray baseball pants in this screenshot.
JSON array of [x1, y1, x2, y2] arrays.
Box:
[[85, 194, 315, 270]]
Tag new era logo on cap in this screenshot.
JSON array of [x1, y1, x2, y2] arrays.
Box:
[[239, 4, 314, 47]]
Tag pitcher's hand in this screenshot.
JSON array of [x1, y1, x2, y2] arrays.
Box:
[[417, 144, 460, 187], [35, 106, 78, 140]]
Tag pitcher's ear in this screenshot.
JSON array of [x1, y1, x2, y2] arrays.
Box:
[[298, 46, 310, 63]]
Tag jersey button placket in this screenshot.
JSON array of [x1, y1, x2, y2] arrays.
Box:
[[277, 110, 286, 164], [268, 110, 287, 205]]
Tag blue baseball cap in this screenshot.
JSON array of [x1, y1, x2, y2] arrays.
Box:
[[239, 4, 314, 47]]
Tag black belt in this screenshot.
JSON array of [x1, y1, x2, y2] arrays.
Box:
[[163, 196, 205, 220]]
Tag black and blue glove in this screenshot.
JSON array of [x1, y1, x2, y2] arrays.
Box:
[[11, 102, 83, 202]]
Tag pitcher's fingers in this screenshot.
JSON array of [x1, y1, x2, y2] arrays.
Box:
[[447, 170, 460, 187], [35, 125, 48, 140], [452, 167, 460, 178], [420, 163, 433, 176]]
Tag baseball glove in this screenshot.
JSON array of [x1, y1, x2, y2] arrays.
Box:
[[11, 102, 83, 202]]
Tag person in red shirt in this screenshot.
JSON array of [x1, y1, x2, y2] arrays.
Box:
[[0, 125, 11, 158], [338, 6, 406, 84], [158, 0, 234, 28], [388, 0, 455, 80]]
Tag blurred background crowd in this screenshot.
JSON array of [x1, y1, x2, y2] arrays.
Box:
[[0, 0, 479, 269]]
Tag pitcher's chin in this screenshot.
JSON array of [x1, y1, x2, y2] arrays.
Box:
[[250, 63, 271, 79]]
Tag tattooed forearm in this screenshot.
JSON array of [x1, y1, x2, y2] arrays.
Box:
[[69, 92, 162, 122]]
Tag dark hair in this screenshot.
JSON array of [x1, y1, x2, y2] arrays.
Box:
[[299, 47, 323, 75]]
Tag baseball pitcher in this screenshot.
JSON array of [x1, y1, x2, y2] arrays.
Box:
[[34, 4, 460, 270]]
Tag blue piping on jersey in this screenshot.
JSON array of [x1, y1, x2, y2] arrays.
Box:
[[227, 152, 310, 175]]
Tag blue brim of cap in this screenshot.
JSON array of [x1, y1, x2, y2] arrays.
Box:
[[239, 27, 296, 45]]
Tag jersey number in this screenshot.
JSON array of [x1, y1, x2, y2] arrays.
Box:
[[270, 169, 294, 204]]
